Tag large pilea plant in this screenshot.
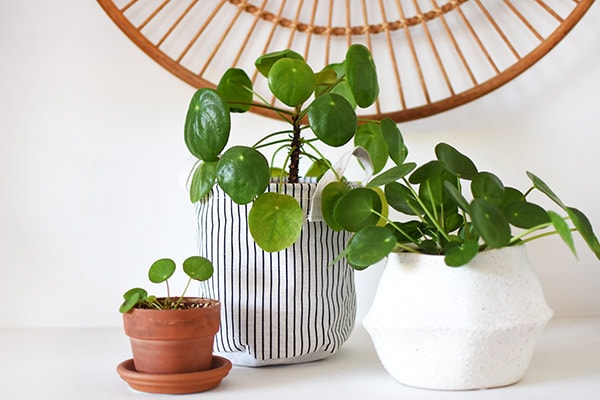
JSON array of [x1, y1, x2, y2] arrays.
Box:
[[184, 44, 396, 252], [323, 140, 600, 268]]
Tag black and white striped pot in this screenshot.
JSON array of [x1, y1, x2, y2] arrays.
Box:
[[195, 182, 356, 366]]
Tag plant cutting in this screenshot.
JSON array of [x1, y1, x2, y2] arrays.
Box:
[[116, 256, 231, 394], [183, 45, 390, 366], [321, 136, 600, 390]]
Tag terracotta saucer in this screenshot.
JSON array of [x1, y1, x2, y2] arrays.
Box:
[[117, 355, 232, 394]]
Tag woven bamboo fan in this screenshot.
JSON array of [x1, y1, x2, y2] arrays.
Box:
[[97, 0, 595, 122]]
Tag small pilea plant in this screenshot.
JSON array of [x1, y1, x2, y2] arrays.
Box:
[[323, 141, 600, 268], [119, 256, 214, 313]]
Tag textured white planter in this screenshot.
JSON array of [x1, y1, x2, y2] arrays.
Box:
[[363, 246, 553, 390], [196, 182, 356, 366]]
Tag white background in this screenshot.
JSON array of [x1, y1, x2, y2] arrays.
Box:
[[1, 1, 599, 328]]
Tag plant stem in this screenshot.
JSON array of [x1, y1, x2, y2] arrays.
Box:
[[173, 278, 192, 309], [288, 107, 302, 183]]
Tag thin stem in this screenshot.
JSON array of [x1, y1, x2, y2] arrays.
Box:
[[252, 129, 293, 148], [402, 177, 452, 242], [370, 209, 421, 248], [509, 222, 553, 244], [303, 141, 342, 181], [254, 138, 293, 151], [173, 277, 193, 309]]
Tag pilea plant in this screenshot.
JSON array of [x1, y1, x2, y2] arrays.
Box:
[[119, 256, 214, 313], [184, 44, 399, 252], [323, 140, 600, 268]]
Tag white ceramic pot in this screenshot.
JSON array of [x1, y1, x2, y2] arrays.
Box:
[[196, 182, 356, 366], [363, 246, 553, 390]]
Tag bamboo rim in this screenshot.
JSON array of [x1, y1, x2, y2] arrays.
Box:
[[97, 0, 595, 122]]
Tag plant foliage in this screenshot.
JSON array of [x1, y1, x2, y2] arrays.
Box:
[[323, 140, 600, 268], [184, 45, 380, 252], [119, 256, 214, 313]]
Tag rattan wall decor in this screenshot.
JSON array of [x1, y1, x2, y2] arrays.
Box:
[[97, 0, 595, 122]]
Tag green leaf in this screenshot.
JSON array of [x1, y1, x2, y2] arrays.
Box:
[[321, 182, 352, 231], [354, 123, 388, 174], [566, 207, 600, 259], [305, 159, 330, 179], [119, 290, 143, 313], [471, 172, 505, 204], [345, 226, 396, 270], [317, 62, 357, 108], [268, 58, 315, 107], [526, 171, 565, 208], [500, 187, 525, 209], [183, 256, 214, 281], [470, 198, 511, 248], [190, 161, 217, 202], [385, 220, 426, 243], [444, 239, 479, 267], [548, 210, 576, 257], [217, 68, 253, 113], [443, 181, 469, 212], [216, 146, 270, 204], [435, 143, 478, 180], [248, 192, 304, 252], [367, 163, 416, 188], [184, 88, 230, 162], [148, 258, 176, 284], [505, 202, 550, 229], [408, 160, 445, 185], [333, 188, 382, 232], [307, 93, 357, 147], [381, 118, 407, 165], [345, 44, 379, 108], [384, 182, 422, 215], [255, 49, 304, 77]]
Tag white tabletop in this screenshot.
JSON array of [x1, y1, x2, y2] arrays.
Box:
[[1, 317, 599, 400]]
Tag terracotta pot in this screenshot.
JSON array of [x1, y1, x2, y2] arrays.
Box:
[[122, 298, 221, 374], [363, 246, 553, 390]]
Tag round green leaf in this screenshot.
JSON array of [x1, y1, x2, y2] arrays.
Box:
[[381, 118, 407, 165], [216, 146, 270, 204], [443, 181, 469, 212], [308, 93, 357, 147], [470, 198, 511, 248], [183, 256, 214, 281], [184, 88, 230, 162], [408, 160, 445, 184], [444, 239, 479, 267], [148, 258, 176, 284], [321, 182, 352, 231], [255, 49, 304, 77], [345, 44, 379, 108], [435, 143, 478, 180], [119, 290, 142, 313], [217, 68, 253, 113], [471, 172, 505, 204], [248, 192, 303, 252], [189, 161, 217, 203], [367, 163, 417, 188], [333, 188, 382, 232], [384, 182, 422, 215], [505, 201, 550, 229], [268, 58, 315, 107], [346, 226, 397, 270], [354, 123, 388, 174]]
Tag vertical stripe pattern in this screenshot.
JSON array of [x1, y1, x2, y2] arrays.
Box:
[[195, 182, 356, 366]]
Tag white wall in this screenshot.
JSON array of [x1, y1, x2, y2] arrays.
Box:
[[1, 1, 599, 327]]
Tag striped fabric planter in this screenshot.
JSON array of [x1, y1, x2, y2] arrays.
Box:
[[195, 182, 356, 366]]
